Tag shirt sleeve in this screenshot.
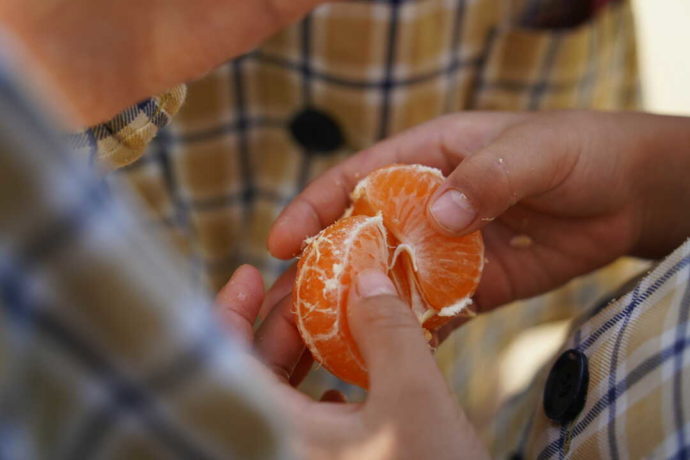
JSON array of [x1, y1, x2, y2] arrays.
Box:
[[69, 84, 187, 169], [0, 69, 288, 458]]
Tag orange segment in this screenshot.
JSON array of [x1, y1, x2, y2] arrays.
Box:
[[351, 165, 484, 328], [293, 214, 389, 388]]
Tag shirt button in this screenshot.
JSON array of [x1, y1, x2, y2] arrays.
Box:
[[543, 349, 589, 424], [289, 108, 344, 154]]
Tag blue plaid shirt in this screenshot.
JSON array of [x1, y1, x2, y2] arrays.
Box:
[[0, 63, 286, 459]]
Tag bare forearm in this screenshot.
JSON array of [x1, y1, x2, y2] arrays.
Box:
[[0, 0, 322, 126], [627, 113, 690, 258]]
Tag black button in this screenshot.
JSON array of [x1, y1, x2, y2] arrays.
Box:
[[544, 349, 589, 424], [289, 108, 344, 154]]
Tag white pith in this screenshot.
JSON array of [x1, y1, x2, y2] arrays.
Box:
[[437, 297, 473, 316], [390, 243, 417, 272]]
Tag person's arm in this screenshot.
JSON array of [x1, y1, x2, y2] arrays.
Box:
[[0, 0, 324, 127], [268, 110, 690, 314]]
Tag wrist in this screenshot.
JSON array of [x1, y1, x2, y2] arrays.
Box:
[[628, 113, 690, 258]]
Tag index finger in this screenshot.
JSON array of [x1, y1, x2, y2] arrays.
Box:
[[267, 112, 523, 259]]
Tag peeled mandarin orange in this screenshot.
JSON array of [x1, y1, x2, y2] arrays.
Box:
[[293, 164, 484, 388]]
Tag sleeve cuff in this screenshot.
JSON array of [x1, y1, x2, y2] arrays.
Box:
[[69, 84, 187, 168]]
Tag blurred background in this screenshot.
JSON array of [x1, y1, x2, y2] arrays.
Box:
[[498, 0, 690, 403], [635, 0, 690, 115]]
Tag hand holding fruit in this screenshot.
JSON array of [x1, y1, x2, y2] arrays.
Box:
[[270, 110, 690, 319], [214, 109, 690, 458], [293, 165, 484, 387], [216, 265, 489, 460]]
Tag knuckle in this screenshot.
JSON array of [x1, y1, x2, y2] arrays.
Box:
[[459, 152, 515, 213]]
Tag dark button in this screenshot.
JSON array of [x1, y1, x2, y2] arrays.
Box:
[[544, 349, 589, 424], [289, 108, 344, 154]]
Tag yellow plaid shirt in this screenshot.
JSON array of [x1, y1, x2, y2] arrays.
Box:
[[486, 240, 690, 459], [61, 0, 690, 458], [94, 0, 641, 404], [92, 0, 639, 284]]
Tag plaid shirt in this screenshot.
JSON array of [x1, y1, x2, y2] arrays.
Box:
[[0, 67, 287, 458], [61, 0, 689, 457], [76, 0, 639, 288], [488, 239, 690, 459], [76, 0, 642, 420]]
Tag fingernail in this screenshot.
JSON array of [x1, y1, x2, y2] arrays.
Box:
[[356, 270, 397, 298], [430, 190, 476, 233]]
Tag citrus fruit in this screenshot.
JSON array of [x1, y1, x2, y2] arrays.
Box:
[[293, 164, 484, 388]]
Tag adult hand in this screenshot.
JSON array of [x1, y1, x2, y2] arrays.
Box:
[[268, 111, 690, 317], [0, 0, 325, 125], [216, 265, 488, 459]]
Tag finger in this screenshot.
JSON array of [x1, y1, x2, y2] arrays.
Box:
[[255, 294, 306, 382], [259, 265, 312, 386], [268, 112, 526, 260], [347, 269, 449, 402], [259, 263, 297, 320], [320, 389, 347, 403], [215, 264, 265, 344], [289, 348, 314, 388], [428, 112, 580, 236]]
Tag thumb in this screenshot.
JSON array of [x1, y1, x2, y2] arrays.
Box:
[[427, 118, 580, 236], [347, 270, 445, 398]]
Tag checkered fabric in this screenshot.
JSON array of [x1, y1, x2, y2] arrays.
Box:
[[67, 0, 654, 455], [488, 239, 690, 459], [105, 0, 639, 290], [70, 0, 639, 430], [96, 0, 640, 414], [70, 85, 187, 169], [436, 255, 651, 429], [0, 66, 287, 458]]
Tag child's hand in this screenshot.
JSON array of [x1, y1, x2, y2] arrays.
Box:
[[268, 111, 690, 316], [216, 265, 488, 460]]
